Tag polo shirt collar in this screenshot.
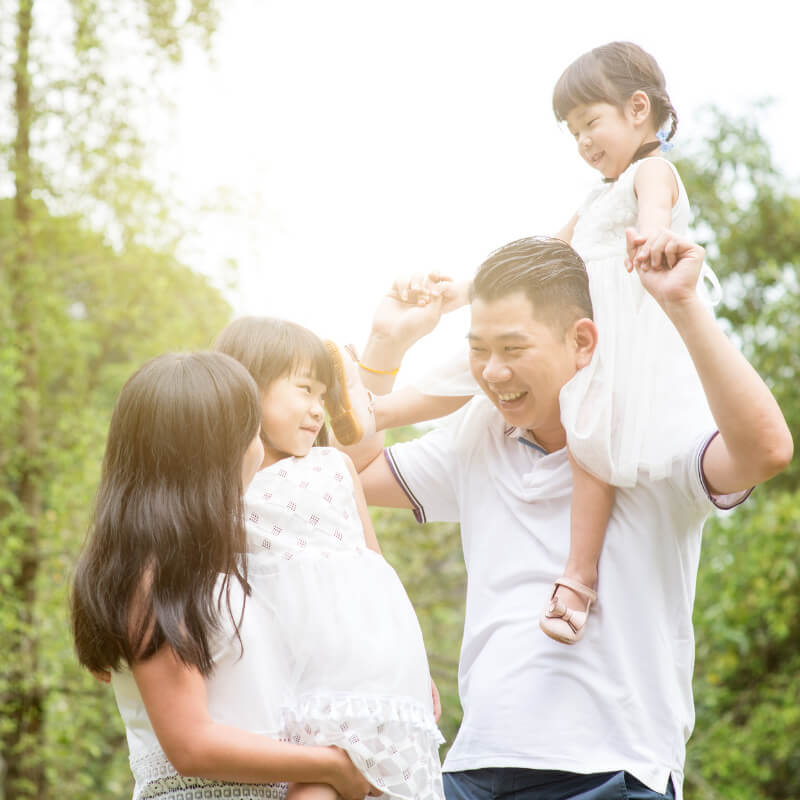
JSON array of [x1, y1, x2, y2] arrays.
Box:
[[504, 424, 550, 456]]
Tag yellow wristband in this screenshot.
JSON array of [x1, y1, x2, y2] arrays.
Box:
[[357, 361, 400, 376]]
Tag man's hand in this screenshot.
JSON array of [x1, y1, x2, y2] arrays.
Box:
[[625, 227, 705, 311], [389, 272, 471, 315], [390, 271, 451, 305], [370, 283, 446, 353]]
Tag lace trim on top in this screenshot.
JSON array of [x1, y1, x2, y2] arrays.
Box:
[[130, 745, 287, 800]]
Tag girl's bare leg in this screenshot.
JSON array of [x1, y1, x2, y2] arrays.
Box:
[[557, 450, 614, 609], [541, 451, 614, 643], [286, 782, 339, 800]]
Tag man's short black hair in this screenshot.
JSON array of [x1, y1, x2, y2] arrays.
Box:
[[471, 236, 593, 333]]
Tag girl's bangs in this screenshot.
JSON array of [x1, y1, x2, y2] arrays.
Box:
[[553, 56, 614, 122], [288, 329, 335, 391]]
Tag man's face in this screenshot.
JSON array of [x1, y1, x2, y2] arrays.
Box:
[[468, 291, 579, 448]]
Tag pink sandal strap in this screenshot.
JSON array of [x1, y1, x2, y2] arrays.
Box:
[[551, 576, 597, 603]]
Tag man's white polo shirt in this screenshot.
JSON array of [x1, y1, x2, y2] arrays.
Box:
[[385, 396, 749, 800]]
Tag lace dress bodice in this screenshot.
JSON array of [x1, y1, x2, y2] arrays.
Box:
[[571, 157, 690, 261]]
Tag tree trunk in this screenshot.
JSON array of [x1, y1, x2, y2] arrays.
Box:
[[1, 1, 45, 797]]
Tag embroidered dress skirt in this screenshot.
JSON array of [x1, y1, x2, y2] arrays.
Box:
[[251, 548, 445, 800]]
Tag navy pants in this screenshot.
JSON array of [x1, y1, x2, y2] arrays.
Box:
[[443, 768, 675, 800]]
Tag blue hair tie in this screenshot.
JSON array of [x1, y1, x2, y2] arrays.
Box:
[[656, 128, 674, 152]]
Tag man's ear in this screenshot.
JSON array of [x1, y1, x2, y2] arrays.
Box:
[[572, 318, 597, 369]]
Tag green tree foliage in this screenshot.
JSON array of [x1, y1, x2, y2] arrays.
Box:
[[0, 2, 224, 797], [0, 202, 231, 799], [673, 107, 799, 800]]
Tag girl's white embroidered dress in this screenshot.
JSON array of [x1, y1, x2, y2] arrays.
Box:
[[245, 446, 445, 800], [560, 157, 717, 486]]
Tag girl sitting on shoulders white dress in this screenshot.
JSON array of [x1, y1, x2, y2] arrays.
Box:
[[330, 40, 719, 647]]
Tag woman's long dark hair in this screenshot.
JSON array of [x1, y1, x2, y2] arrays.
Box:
[[71, 351, 261, 675]]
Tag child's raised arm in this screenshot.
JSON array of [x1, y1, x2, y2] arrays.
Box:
[[553, 213, 579, 244], [634, 158, 679, 235]]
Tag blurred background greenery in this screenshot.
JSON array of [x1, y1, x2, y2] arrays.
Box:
[[0, 2, 797, 799]]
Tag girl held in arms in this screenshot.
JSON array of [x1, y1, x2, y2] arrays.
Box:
[[214, 317, 444, 800]]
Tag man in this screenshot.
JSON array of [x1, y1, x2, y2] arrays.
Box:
[[346, 231, 792, 800]]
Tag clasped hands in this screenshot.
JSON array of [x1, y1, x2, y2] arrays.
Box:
[[625, 227, 707, 310]]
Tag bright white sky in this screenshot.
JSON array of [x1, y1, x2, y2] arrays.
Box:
[[157, 0, 799, 382]]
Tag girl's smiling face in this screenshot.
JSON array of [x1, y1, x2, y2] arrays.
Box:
[[566, 96, 654, 181], [258, 369, 327, 467]]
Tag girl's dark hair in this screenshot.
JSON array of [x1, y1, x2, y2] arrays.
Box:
[[472, 236, 593, 334], [553, 41, 678, 143], [213, 316, 334, 447], [71, 351, 261, 675]]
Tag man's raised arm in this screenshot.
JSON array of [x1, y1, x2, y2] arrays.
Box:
[[627, 229, 793, 494], [335, 278, 449, 505]]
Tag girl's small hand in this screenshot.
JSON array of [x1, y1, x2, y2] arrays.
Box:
[[372, 282, 446, 349], [327, 746, 381, 799], [431, 678, 442, 723], [91, 668, 111, 684], [390, 271, 453, 306], [624, 227, 674, 273], [625, 227, 706, 309]]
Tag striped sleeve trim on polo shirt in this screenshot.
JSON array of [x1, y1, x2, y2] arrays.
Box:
[[384, 447, 426, 523], [697, 430, 753, 510]]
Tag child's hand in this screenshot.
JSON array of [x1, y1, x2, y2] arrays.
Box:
[[91, 668, 111, 684], [389, 272, 471, 316], [390, 271, 451, 306], [371, 281, 446, 350], [328, 746, 382, 798], [624, 227, 673, 274], [393, 272, 452, 306], [625, 227, 705, 310]]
